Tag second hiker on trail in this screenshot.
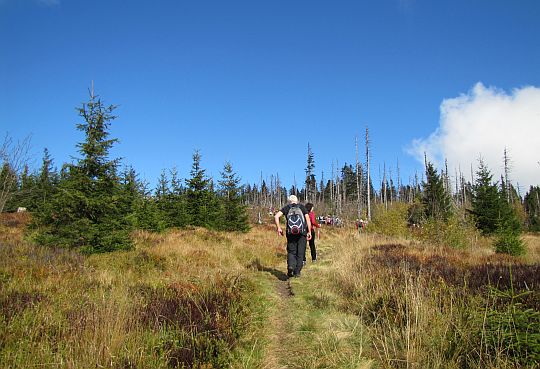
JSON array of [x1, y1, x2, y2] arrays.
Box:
[[304, 202, 320, 264], [274, 195, 312, 278]]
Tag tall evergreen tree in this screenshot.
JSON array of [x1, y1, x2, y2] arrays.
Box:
[[341, 163, 357, 201], [167, 167, 188, 228], [471, 160, 502, 235], [218, 162, 249, 232], [36, 148, 57, 208], [471, 160, 524, 255], [32, 92, 131, 252], [422, 161, 452, 221], [122, 169, 166, 232], [524, 186, 540, 232], [305, 143, 316, 202], [185, 151, 217, 228]]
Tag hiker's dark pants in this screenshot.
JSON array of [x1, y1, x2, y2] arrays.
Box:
[[286, 234, 307, 275], [303, 230, 317, 262]]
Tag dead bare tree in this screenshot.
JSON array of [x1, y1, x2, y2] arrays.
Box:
[[355, 135, 362, 220], [276, 173, 282, 208], [0, 134, 32, 213], [365, 127, 371, 221], [396, 158, 401, 201], [503, 147, 513, 204], [331, 161, 335, 212], [336, 160, 342, 215], [383, 162, 387, 210], [320, 170, 325, 205]]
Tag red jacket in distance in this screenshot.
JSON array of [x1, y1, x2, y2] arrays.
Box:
[[309, 211, 320, 229]]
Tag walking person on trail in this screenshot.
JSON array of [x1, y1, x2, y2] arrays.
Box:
[[304, 203, 320, 264], [274, 195, 312, 278]]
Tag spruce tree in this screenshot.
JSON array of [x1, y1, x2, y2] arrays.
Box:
[[36, 148, 57, 209], [218, 161, 249, 232], [32, 92, 131, 252], [472, 160, 524, 255], [422, 161, 452, 221], [185, 151, 217, 228], [305, 143, 316, 202], [124, 171, 165, 232], [166, 167, 188, 228], [524, 186, 540, 232], [471, 160, 502, 235], [495, 179, 524, 255]]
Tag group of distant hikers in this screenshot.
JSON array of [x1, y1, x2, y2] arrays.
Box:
[[273, 195, 320, 278]]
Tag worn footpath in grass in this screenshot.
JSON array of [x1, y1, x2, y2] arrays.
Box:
[[252, 228, 374, 369]]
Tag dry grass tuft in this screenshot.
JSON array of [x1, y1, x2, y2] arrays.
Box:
[[328, 229, 540, 368], [0, 223, 282, 368]]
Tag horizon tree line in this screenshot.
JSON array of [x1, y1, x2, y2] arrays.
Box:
[[1, 89, 539, 253]]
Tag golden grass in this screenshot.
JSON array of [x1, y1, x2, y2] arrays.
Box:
[[1, 218, 284, 368], [325, 227, 540, 368], [2, 212, 539, 368], [523, 233, 540, 262]]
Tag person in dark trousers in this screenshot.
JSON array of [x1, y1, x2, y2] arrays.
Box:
[[304, 203, 320, 263], [274, 195, 312, 278]]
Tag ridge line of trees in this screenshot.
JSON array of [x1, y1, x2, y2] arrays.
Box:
[[2, 92, 249, 253], [2, 90, 539, 255]]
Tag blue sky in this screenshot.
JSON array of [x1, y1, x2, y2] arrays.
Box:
[[1, 0, 539, 190]]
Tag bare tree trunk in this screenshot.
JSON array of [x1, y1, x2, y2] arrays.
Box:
[[381, 162, 386, 210], [321, 170, 325, 205], [389, 165, 393, 206], [331, 161, 335, 212], [336, 160, 342, 215], [414, 171, 419, 201], [445, 158, 450, 194], [455, 167, 459, 207], [504, 147, 513, 204], [277, 173, 282, 208], [396, 158, 401, 202], [408, 175, 413, 203], [365, 127, 371, 221], [355, 136, 361, 220]]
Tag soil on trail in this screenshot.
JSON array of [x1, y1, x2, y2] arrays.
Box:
[[259, 278, 290, 369], [255, 236, 370, 369], [275, 278, 294, 298]]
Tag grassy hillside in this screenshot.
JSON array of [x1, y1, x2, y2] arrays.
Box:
[[1, 213, 540, 368]]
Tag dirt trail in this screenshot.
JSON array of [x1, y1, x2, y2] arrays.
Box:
[[260, 267, 294, 369], [262, 244, 326, 369], [255, 234, 372, 369]]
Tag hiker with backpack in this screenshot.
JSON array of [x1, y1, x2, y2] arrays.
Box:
[[304, 203, 320, 264], [274, 195, 312, 278]]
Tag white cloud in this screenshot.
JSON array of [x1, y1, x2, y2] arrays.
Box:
[[408, 82, 540, 191]]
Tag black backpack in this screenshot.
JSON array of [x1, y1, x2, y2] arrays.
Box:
[[286, 204, 306, 235]]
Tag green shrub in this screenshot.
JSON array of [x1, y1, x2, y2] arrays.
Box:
[[407, 201, 425, 226], [415, 212, 478, 249], [479, 288, 540, 366], [367, 203, 410, 238], [494, 231, 526, 256]]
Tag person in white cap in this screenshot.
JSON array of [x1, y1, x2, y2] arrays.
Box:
[[273, 195, 312, 278]]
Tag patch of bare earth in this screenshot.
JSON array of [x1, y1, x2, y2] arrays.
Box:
[[262, 277, 294, 369]]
